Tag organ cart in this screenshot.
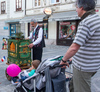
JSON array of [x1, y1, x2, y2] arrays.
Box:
[[5, 32, 32, 80]]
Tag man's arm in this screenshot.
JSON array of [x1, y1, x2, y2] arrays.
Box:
[[28, 28, 43, 48], [26, 32, 32, 39], [60, 43, 80, 66]]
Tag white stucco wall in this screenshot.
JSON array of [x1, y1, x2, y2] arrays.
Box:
[[24, 23, 28, 38], [48, 21, 57, 39], [26, 0, 33, 9], [0, 20, 9, 41], [9, 0, 25, 19], [59, 3, 76, 11], [97, 0, 100, 5], [45, 21, 56, 45], [0, 15, 7, 20]]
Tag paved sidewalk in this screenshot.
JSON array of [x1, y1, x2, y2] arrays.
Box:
[[0, 43, 100, 92]]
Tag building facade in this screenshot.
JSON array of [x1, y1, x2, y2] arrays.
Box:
[[0, 0, 26, 41], [0, 0, 100, 46]]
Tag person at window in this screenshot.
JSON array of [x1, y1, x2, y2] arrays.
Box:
[[62, 26, 69, 39], [60, 0, 100, 92], [26, 19, 45, 62]]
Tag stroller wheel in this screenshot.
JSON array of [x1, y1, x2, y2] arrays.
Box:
[[5, 68, 11, 81]]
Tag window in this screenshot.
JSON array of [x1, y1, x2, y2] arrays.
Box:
[[16, 24, 21, 33], [16, 0, 22, 11], [1, 1, 6, 14], [59, 22, 76, 40], [10, 24, 21, 36], [51, 0, 60, 4], [34, 0, 41, 7]]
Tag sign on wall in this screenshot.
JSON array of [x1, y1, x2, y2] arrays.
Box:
[[4, 27, 8, 30]]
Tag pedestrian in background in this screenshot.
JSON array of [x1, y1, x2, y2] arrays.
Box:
[[27, 19, 45, 62], [60, 0, 100, 92]]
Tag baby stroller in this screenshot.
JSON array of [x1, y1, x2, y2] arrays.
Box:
[[14, 55, 72, 92]]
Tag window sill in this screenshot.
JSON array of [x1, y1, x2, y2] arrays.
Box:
[[50, 2, 60, 5], [0, 13, 7, 15], [14, 10, 23, 13], [33, 6, 41, 9]]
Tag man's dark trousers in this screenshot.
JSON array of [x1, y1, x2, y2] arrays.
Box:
[[32, 47, 43, 62]]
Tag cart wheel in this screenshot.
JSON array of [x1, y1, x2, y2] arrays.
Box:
[[5, 68, 11, 81]]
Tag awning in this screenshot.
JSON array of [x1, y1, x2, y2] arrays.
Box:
[[49, 11, 80, 21], [20, 14, 46, 23], [5, 19, 21, 23]]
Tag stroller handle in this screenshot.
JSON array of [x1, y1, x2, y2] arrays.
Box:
[[50, 60, 72, 69]]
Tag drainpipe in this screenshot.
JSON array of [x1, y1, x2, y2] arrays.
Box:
[[25, 0, 26, 16]]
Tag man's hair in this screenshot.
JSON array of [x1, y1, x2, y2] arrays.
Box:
[[76, 0, 96, 11], [31, 60, 40, 69], [31, 18, 37, 23]]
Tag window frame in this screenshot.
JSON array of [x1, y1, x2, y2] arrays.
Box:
[[1, 1, 6, 14], [10, 23, 21, 36], [34, 0, 41, 7], [16, 0, 22, 11]]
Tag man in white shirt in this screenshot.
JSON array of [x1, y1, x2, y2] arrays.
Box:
[[27, 19, 45, 62]]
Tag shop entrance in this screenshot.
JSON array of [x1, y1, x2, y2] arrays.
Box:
[[57, 20, 80, 46]]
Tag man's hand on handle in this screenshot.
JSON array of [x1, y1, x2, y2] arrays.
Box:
[[60, 58, 72, 68], [28, 43, 34, 48], [60, 60, 69, 68], [25, 37, 29, 40]]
